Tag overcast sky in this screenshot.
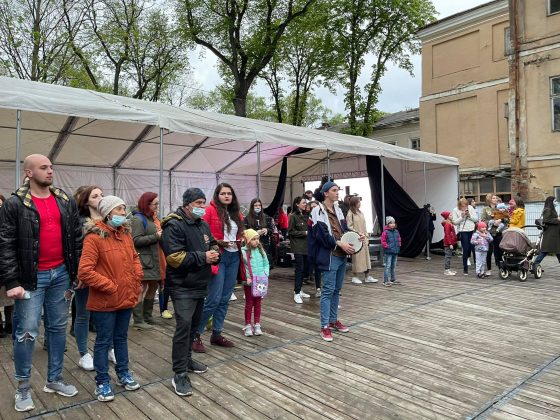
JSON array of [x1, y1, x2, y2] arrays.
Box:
[[190, 0, 490, 115]]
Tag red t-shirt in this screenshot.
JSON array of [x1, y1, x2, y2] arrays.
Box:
[[32, 194, 64, 270]]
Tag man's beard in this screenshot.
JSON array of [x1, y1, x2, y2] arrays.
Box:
[[35, 179, 53, 188]]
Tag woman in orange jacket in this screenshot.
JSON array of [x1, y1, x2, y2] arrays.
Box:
[[78, 196, 143, 402]]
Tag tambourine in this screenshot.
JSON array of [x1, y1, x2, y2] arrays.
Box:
[[341, 231, 363, 253]]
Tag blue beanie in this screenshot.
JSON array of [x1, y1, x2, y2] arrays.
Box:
[[320, 181, 338, 194]]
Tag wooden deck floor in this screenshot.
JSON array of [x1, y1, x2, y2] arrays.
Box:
[[1, 255, 560, 419]]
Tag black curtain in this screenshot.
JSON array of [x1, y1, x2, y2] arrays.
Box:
[[366, 155, 428, 258], [264, 148, 312, 217]]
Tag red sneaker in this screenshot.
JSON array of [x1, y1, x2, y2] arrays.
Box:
[[320, 327, 333, 342], [210, 334, 235, 348], [329, 320, 349, 333], [192, 334, 206, 353]]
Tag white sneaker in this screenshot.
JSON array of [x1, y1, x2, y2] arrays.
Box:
[[230, 293, 237, 301], [425, 256, 431, 260], [300, 291, 310, 298], [242, 324, 253, 337], [108, 349, 116, 364], [485, 270, 492, 276], [294, 293, 303, 304], [450, 270, 457, 274], [315, 288, 321, 298], [253, 324, 262, 336], [351, 277, 363, 284], [467, 258, 471, 266], [444, 269, 456, 276], [78, 353, 94, 371], [365, 276, 378, 283]]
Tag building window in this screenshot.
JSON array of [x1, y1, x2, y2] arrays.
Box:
[[460, 177, 512, 203], [410, 138, 420, 150], [552, 76, 560, 131], [550, 0, 560, 14], [504, 27, 512, 55]]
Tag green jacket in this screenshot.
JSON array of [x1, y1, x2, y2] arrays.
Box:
[[288, 212, 308, 255], [131, 212, 162, 281]]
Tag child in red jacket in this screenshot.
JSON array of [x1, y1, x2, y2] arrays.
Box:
[[441, 211, 457, 276]]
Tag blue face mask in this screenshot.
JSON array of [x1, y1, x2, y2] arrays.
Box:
[[254, 208, 261, 214], [191, 207, 206, 218], [109, 215, 126, 227]]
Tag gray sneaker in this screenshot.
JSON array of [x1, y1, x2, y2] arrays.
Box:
[[43, 380, 78, 397], [15, 387, 35, 412]]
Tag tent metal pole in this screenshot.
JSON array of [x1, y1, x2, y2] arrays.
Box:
[[256, 141, 261, 198], [326, 149, 331, 179], [380, 156, 385, 225], [169, 171, 173, 214], [424, 162, 430, 260], [159, 128, 164, 216], [15, 110, 21, 188], [457, 166, 460, 198], [380, 156, 385, 263], [113, 167, 118, 195], [423, 163, 427, 204]]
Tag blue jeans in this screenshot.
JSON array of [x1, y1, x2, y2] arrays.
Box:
[[384, 254, 398, 282], [91, 309, 132, 385], [197, 250, 240, 335], [73, 287, 90, 356], [320, 255, 346, 328], [14, 264, 71, 382]]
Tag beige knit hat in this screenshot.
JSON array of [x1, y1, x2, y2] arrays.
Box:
[[97, 195, 126, 219]]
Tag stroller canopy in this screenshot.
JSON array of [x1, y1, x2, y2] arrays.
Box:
[[500, 228, 533, 255]]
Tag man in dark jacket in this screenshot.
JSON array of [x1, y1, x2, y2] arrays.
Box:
[[0, 154, 82, 412], [161, 187, 220, 397]]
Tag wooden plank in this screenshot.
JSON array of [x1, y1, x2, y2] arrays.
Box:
[[141, 382, 209, 419]]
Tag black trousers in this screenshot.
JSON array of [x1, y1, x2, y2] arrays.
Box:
[[171, 296, 204, 374]]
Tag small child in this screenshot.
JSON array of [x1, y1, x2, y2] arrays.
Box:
[[381, 216, 401, 286], [470, 222, 494, 278], [491, 203, 509, 233], [241, 229, 270, 337], [441, 211, 457, 276]]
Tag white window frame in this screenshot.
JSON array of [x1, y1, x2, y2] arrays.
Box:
[[552, 76, 560, 132], [549, 0, 560, 15], [554, 186, 560, 201], [409, 137, 420, 150]]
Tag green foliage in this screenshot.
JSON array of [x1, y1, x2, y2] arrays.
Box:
[[330, 0, 436, 136], [177, 0, 316, 117]]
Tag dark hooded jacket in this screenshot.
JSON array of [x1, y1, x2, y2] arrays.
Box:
[[161, 207, 219, 299], [0, 182, 82, 291]]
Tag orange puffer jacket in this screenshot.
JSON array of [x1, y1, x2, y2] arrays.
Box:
[[78, 220, 143, 312]]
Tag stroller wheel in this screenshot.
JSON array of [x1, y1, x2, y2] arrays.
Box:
[[533, 264, 543, 279], [518, 269, 528, 282], [499, 267, 510, 279]]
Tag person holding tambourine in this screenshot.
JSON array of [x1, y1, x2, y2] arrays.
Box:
[[309, 180, 365, 342]]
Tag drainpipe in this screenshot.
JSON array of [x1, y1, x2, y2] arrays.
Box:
[[508, 0, 523, 198]]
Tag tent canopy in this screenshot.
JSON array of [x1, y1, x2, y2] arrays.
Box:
[[0, 77, 457, 180]]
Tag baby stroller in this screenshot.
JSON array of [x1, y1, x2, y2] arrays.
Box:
[[498, 222, 544, 281]]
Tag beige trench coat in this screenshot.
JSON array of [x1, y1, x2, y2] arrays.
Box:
[[346, 210, 371, 273]]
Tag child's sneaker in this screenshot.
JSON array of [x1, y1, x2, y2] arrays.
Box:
[[383, 281, 392, 287], [253, 323, 263, 336], [242, 324, 253, 337], [95, 383, 114, 402], [315, 288, 321, 298], [444, 269, 456, 276], [116, 372, 140, 391], [329, 320, 349, 333]]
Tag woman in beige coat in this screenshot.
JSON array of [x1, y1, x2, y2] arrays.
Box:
[[346, 196, 377, 284]]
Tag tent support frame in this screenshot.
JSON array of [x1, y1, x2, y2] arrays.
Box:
[[15, 110, 21, 188]]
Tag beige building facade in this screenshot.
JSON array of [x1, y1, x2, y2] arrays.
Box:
[[418, 0, 560, 201]]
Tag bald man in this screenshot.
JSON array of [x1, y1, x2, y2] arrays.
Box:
[[0, 154, 82, 412]]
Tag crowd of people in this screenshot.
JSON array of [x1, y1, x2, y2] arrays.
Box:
[[0, 154, 558, 413]]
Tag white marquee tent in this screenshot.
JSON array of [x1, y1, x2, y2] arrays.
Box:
[[0, 77, 459, 241]]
